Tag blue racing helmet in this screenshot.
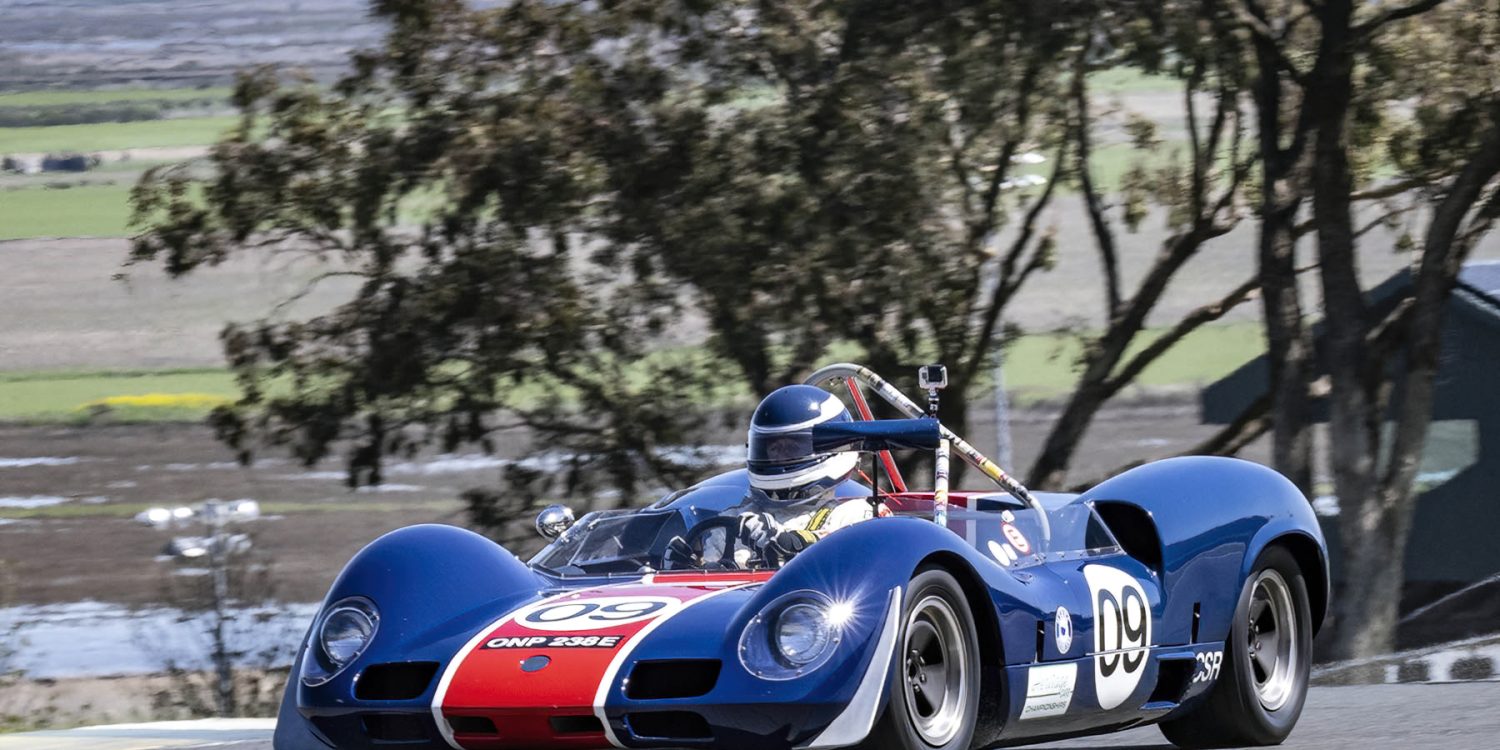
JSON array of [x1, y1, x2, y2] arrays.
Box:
[[747, 385, 860, 502]]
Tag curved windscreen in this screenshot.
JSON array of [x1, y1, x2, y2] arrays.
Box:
[[531, 509, 687, 575]]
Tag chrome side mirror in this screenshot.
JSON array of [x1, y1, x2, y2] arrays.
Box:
[[535, 504, 575, 540]]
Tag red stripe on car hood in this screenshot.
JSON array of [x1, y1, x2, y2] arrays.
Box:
[[431, 576, 763, 749]]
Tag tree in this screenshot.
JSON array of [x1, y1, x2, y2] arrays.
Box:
[[130, 2, 732, 503], [131, 0, 1101, 496], [1229, 0, 1500, 658], [570, 0, 1097, 452]]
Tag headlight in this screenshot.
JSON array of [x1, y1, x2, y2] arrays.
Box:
[[739, 591, 845, 680], [321, 604, 377, 666], [304, 597, 379, 685], [776, 603, 833, 666]]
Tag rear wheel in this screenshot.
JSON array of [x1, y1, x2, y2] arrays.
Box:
[[862, 568, 981, 750], [1159, 546, 1312, 748]]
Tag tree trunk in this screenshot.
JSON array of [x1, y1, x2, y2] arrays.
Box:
[[1330, 113, 1500, 658], [1259, 198, 1315, 495], [1251, 31, 1315, 496], [1300, 0, 1377, 659]]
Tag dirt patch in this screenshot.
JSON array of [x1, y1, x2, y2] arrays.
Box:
[[0, 421, 533, 605], [0, 238, 361, 371]]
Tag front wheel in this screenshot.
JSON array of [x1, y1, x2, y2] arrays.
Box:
[[862, 568, 981, 750], [1159, 545, 1313, 748]]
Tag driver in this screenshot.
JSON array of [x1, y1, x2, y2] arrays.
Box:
[[708, 384, 888, 567]]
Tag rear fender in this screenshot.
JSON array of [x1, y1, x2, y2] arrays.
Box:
[[1244, 524, 1329, 634], [1078, 457, 1327, 645]]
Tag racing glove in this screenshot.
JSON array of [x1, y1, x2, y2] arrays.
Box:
[[737, 511, 781, 549], [770, 528, 819, 558]]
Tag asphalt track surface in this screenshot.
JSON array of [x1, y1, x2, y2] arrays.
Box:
[[4, 683, 1498, 749]]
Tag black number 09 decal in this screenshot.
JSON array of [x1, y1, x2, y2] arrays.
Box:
[[1095, 586, 1148, 677]]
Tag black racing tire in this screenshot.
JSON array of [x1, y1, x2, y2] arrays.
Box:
[[1159, 545, 1313, 748], [862, 568, 982, 750]]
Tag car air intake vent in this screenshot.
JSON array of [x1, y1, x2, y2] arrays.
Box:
[[361, 713, 428, 742], [356, 662, 440, 700], [1149, 657, 1195, 705], [449, 715, 498, 735], [627, 711, 712, 740], [625, 660, 721, 699]]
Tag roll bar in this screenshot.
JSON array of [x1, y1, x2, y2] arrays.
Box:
[[804, 362, 1051, 545]]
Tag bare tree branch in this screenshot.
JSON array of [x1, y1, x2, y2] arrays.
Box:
[[1355, 0, 1450, 37], [969, 58, 1045, 249], [1104, 274, 1262, 395], [1071, 47, 1122, 316], [963, 140, 1067, 385], [1236, 0, 1311, 83]]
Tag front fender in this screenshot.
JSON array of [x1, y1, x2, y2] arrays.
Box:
[[290, 525, 547, 730]]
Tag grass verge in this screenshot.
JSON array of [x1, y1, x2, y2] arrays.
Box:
[[0, 88, 232, 108], [0, 369, 237, 423], [1002, 321, 1262, 400], [0, 182, 136, 240], [0, 116, 236, 154]]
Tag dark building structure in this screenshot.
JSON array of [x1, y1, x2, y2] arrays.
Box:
[[1202, 262, 1500, 608]]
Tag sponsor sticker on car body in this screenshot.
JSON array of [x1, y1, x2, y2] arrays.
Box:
[[1021, 663, 1077, 720]]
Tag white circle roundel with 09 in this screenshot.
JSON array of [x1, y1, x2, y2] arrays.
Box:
[[1083, 564, 1152, 710], [510, 596, 684, 632]]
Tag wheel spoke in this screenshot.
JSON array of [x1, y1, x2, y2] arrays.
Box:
[[1249, 596, 1269, 626], [921, 636, 945, 665], [1252, 646, 1276, 681], [919, 663, 947, 710], [1260, 623, 1279, 645], [908, 622, 935, 654], [913, 684, 936, 716]]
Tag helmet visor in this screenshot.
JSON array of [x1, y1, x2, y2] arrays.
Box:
[[747, 428, 816, 469]]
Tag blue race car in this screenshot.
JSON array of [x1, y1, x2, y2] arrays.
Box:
[[274, 363, 1327, 750]]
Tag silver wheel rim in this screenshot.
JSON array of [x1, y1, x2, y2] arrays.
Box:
[[1247, 569, 1298, 711], [901, 595, 968, 746]]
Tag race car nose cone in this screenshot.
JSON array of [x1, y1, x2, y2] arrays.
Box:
[[520, 655, 551, 672]]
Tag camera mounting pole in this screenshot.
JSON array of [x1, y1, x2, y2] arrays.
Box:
[[919, 365, 950, 526], [918, 364, 947, 418]]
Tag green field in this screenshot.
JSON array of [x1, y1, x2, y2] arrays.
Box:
[[1001, 322, 1262, 398], [0, 369, 237, 423], [0, 87, 231, 108], [0, 116, 237, 154], [0, 182, 136, 240], [0, 323, 1263, 423]]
